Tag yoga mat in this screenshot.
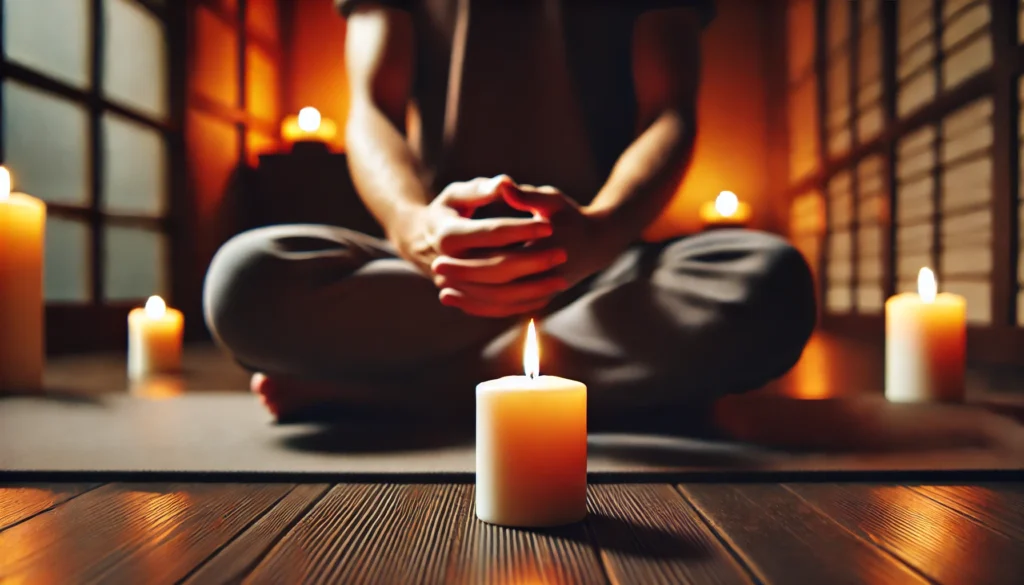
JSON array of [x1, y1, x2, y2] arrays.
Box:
[[2, 392, 1023, 478]]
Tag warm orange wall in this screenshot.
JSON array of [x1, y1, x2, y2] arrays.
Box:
[[286, 0, 776, 238], [286, 0, 349, 151], [646, 0, 774, 239]]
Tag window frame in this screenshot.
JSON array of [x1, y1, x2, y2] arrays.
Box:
[[0, 0, 188, 353], [786, 0, 1024, 364]]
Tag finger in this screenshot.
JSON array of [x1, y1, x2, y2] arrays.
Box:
[[503, 184, 566, 216], [439, 175, 516, 215], [434, 216, 552, 255], [439, 289, 551, 318], [434, 275, 569, 304], [432, 248, 568, 284]]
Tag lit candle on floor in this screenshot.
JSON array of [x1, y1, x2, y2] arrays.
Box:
[[885, 267, 966, 402], [476, 320, 587, 527], [0, 166, 46, 392], [128, 295, 184, 380], [699, 190, 752, 229]]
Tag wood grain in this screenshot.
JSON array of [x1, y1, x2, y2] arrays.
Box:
[[445, 486, 605, 585], [0, 482, 290, 585], [587, 484, 751, 585], [786, 483, 1024, 585], [911, 484, 1024, 541], [680, 483, 927, 585], [183, 484, 330, 584], [0, 483, 98, 531], [247, 483, 472, 585]]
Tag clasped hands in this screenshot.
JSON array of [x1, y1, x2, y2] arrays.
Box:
[[396, 175, 616, 318]]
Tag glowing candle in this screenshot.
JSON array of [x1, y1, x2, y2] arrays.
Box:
[[699, 190, 752, 228], [885, 267, 966, 402], [475, 320, 588, 527], [281, 106, 338, 146], [0, 166, 46, 392], [128, 295, 184, 380]]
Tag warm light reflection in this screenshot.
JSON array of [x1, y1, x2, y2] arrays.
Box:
[[785, 334, 833, 399], [715, 190, 739, 217], [118, 488, 192, 579], [0, 166, 10, 201], [297, 106, 321, 132], [144, 295, 167, 319], [918, 267, 937, 303], [130, 375, 185, 400], [524, 319, 539, 379]]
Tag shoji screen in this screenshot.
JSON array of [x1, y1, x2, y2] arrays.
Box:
[[897, 0, 935, 117], [941, 0, 991, 91], [857, 0, 884, 145], [1, 0, 177, 350], [826, 0, 851, 157], [826, 172, 854, 312], [896, 98, 993, 325], [857, 155, 886, 312]]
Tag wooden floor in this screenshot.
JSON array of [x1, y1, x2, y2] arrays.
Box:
[[2, 481, 1023, 584]]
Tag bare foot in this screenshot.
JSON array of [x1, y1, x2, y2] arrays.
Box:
[[250, 372, 347, 421]]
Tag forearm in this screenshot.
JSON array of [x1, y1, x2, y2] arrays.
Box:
[[345, 102, 433, 244], [586, 108, 696, 251]]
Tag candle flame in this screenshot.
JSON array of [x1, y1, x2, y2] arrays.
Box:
[[524, 319, 539, 379], [715, 190, 739, 217], [297, 107, 321, 132], [0, 166, 10, 201], [918, 267, 937, 303], [145, 295, 167, 319]]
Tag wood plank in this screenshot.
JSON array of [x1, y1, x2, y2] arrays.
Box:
[[247, 484, 475, 585], [587, 484, 751, 585], [0, 483, 99, 531], [786, 483, 1024, 585], [0, 482, 290, 584], [680, 483, 927, 585], [182, 484, 330, 584], [911, 484, 1024, 541], [445, 486, 605, 585]]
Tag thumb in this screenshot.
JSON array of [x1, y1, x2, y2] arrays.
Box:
[[502, 184, 566, 217]]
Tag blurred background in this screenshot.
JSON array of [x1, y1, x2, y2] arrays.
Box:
[[1, 0, 1021, 381]]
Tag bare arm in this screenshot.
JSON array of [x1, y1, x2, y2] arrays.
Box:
[[344, 5, 430, 244], [585, 8, 703, 251]]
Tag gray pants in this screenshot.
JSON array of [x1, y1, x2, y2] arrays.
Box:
[[203, 225, 816, 422]]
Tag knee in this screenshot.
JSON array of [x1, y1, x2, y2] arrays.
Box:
[[203, 228, 287, 360], [746, 232, 817, 368]]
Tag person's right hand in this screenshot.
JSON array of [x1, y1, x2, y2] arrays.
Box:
[[392, 176, 571, 318]]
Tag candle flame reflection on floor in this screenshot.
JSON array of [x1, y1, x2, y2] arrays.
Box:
[[130, 375, 185, 400]]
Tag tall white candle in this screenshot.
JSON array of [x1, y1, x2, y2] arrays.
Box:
[[0, 166, 46, 392], [885, 267, 966, 402], [128, 295, 184, 380], [476, 320, 588, 527]]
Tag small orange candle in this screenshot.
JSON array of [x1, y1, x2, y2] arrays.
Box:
[[885, 267, 966, 402], [128, 295, 184, 380], [0, 166, 46, 392], [700, 190, 752, 228], [475, 320, 587, 527], [281, 106, 337, 146]]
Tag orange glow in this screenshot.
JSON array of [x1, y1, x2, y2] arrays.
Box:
[[130, 375, 185, 400], [783, 334, 833, 399], [699, 191, 752, 227], [246, 131, 278, 167], [245, 44, 280, 123], [281, 107, 338, 146]]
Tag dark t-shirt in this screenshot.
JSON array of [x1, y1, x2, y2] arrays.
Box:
[[337, 0, 715, 204]]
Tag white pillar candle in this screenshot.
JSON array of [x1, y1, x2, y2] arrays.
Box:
[[476, 320, 587, 527], [885, 267, 966, 402], [128, 295, 184, 380], [0, 166, 46, 392]]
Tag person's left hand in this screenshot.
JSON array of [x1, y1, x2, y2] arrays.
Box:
[[433, 182, 623, 303]]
